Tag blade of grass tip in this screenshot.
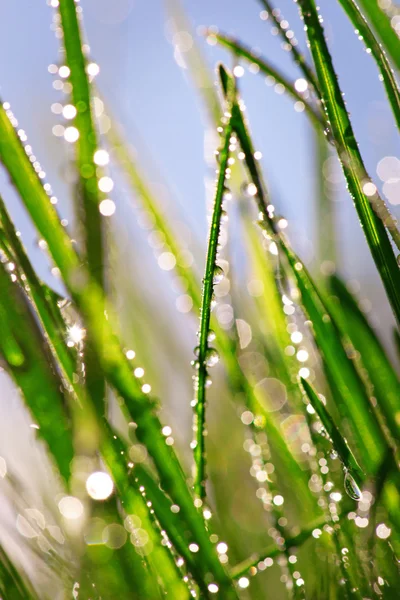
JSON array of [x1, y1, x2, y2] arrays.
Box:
[[0, 262, 73, 483], [192, 99, 233, 502], [301, 377, 364, 482], [56, 0, 106, 415], [355, 0, 400, 71], [219, 65, 386, 473], [337, 0, 400, 130], [328, 274, 400, 442], [0, 104, 238, 599], [296, 0, 400, 326], [212, 32, 326, 134]]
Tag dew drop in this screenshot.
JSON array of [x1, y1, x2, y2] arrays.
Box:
[[194, 346, 200, 357], [191, 360, 200, 370], [205, 348, 219, 367], [343, 471, 362, 501], [207, 330, 216, 343], [330, 450, 338, 460], [205, 376, 212, 388], [213, 266, 224, 284]]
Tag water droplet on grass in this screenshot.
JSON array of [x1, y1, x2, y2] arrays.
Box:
[[205, 348, 219, 367], [344, 471, 362, 501], [213, 266, 224, 284]]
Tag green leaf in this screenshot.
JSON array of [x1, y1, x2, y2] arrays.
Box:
[[296, 0, 400, 326]]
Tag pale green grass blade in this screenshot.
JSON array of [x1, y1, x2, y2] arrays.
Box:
[[296, 0, 400, 326], [337, 0, 400, 130]]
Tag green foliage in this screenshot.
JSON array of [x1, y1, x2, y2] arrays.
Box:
[[0, 0, 398, 598]]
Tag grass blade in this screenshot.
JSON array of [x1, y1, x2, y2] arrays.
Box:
[[192, 106, 233, 501], [213, 32, 325, 133], [57, 0, 106, 414], [337, 0, 400, 130], [296, 0, 400, 325], [219, 65, 386, 473], [301, 377, 363, 481], [355, 0, 400, 71], [0, 262, 73, 482], [0, 101, 238, 600], [328, 274, 400, 441]]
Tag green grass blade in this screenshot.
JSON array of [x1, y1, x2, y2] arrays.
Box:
[[57, 0, 104, 286], [213, 32, 325, 134], [192, 110, 233, 501], [279, 242, 386, 473], [315, 131, 337, 265], [0, 263, 73, 482], [219, 65, 386, 473], [337, 0, 400, 130], [258, 0, 320, 92], [296, 0, 400, 325], [301, 377, 363, 480], [101, 436, 190, 598], [328, 274, 400, 441], [0, 195, 77, 392], [57, 0, 106, 415], [355, 0, 400, 71], [0, 102, 238, 599]]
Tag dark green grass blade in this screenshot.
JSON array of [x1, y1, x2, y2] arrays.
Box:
[[57, 0, 105, 415], [213, 32, 325, 133], [0, 195, 78, 393], [296, 0, 400, 326], [280, 243, 386, 472], [328, 274, 400, 441], [193, 112, 233, 501], [356, 0, 400, 71], [0, 263, 73, 482], [301, 378, 363, 480], [337, 0, 400, 130], [0, 544, 39, 600], [219, 65, 386, 473]]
